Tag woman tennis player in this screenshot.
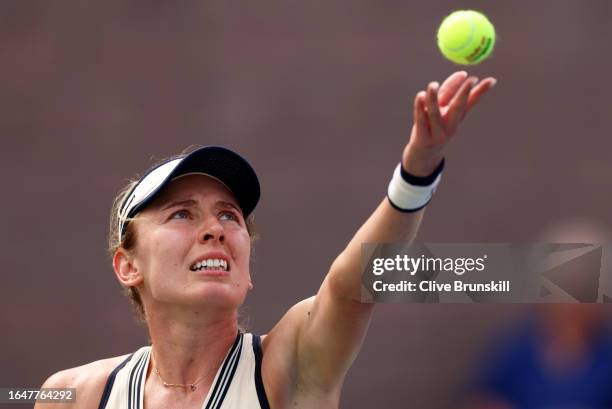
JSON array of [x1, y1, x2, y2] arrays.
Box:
[[37, 71, 496, 409]]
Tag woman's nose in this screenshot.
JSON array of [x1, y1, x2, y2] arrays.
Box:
[[200, 220, 225, 243]]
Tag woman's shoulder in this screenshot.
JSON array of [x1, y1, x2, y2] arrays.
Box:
[[42, 353, 133, 388], [36, 353, 133, 409]]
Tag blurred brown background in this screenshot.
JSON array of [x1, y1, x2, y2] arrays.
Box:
[[2, 1, 611, 408]]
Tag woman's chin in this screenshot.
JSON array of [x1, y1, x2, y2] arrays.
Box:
[[189, 283, 248, 309]]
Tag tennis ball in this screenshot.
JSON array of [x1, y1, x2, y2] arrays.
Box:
[[437, 10, 496, 65]]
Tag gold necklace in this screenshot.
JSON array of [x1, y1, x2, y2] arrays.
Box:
[[152, 353, 207, 392]]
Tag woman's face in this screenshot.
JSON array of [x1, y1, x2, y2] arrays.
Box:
[[130, 174, 252, 313]]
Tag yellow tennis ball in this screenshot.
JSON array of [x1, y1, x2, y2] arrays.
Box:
[[437, 10, 496, 65]]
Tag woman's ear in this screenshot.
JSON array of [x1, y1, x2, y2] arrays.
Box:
[[113, 249, 143, 287]]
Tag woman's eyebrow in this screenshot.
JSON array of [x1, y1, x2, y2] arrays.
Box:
[[217, 201, 242, 214], [160, 199, 197, 211]]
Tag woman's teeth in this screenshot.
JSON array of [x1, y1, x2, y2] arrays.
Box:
[[191, 259, 228, 271]]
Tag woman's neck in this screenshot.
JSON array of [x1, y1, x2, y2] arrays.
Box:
[[146, 306, 239, 387]]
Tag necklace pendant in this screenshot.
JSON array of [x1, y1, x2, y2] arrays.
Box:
[[190, 384, 197, 392]]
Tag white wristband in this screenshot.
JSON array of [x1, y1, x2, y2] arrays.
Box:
[[387, 163, 442, 212]]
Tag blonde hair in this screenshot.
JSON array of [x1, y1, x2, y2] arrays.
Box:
[[108, 154, 258, 323]]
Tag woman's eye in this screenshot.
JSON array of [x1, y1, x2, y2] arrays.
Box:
[[170, 210, 190, 220], [219, 212, 238, 222]]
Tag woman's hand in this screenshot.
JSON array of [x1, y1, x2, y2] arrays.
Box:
[[402, 71, 497, 176]]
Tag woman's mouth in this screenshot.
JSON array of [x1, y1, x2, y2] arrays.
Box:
[[190, 258, 230, 272]]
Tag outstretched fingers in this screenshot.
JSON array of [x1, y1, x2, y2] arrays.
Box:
[[438, 71, 468, 107], [413, 90, 428, 139], [412, 74, 496, 147], [445, 76, 477, 132], [467, 77, 497, 110], [425, 82, 444, 141]]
